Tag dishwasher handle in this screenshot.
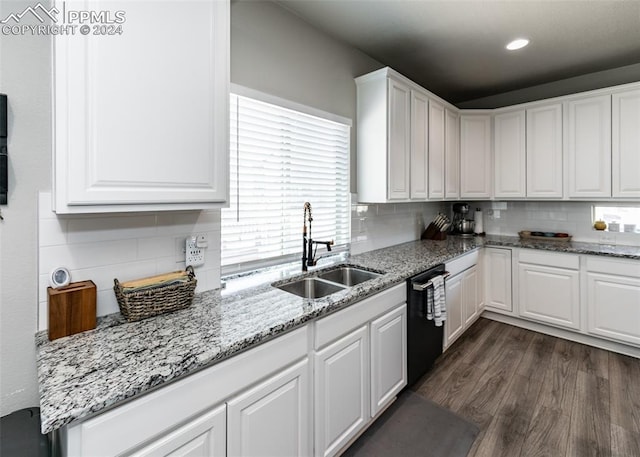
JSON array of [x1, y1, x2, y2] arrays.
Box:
[[412, 272, 450, 291]]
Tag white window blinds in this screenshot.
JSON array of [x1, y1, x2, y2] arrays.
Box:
[[222, 92, 351, 273]]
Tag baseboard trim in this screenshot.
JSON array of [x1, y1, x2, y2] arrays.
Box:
[[482, 311, 640, 359]]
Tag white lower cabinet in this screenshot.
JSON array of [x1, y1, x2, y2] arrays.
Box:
[[128, 405, 226, 457], [313, 283, 407, 457], [60, 286, 409, 457], [586, 257, 640, 346], [484, 247, 513, 313], [370, 305, 407, 417], [227, 359, 311, 457], [445, 266, 481, 348], [61, 327, 309, 457], [314, 326, 369, 457], [444, 251, 483, 349], [444, 272, 464, 348], [518, 250, 580, 330]]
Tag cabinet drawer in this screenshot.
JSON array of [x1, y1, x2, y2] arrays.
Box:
[[519, 249, 579, 269], [586, 256, 640, 277], [314, 284, 406, 349], [446, 249, 479, 276]]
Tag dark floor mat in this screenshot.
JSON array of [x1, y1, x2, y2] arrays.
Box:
[[342, 390, 480, 457]]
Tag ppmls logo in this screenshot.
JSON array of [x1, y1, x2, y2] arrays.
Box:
[[1, 2, 59, 23], [1, 2, 125, 36]]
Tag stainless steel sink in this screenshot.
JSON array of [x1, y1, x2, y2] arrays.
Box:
[[317, 266, 382, 286], [275, 277, 348, 299]]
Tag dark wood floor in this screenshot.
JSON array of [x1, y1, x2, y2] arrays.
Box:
[[411, 318, 640, 457]]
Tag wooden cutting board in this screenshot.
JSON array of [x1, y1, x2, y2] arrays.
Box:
[[48, 280, 96, 341]]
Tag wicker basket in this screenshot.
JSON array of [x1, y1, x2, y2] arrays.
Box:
[[113, 266, 197, 322]]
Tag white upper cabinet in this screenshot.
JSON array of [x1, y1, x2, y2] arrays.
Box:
[[460, 114, 492, 199], [527, 103, 563, 198], [356, 68, 459, 203], [612, 89, 640, 198], [494, 109, 526, 198], [566, 94, 612, 198], [410, 90, 429, 200], [444, 109, 460, 199], [52, 0, 229, 213], [358, 66, 638, 204], [356, 70, 412, 202], [428, 99, 446, 199], [387, 79, 413, 200]]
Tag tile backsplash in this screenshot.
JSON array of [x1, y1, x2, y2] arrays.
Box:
[[37, 193, 221, 330], [475, 200, 640, 246], [350, 201, 446, 254], [36, 193, 638, 330]]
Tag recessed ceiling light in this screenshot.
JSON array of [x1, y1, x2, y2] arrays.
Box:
[[506, 38, 529, 51]]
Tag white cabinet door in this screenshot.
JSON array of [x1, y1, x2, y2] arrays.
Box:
[[527, 103, 563, 198], [460, 114, 492, 198], [612, 89, 640, 198], [315, 326, 369, 457], [518, 263, 580, 330], [463, 266, 480, 326], [388, 78, 412, 200], [370, 304, 407, 417], [484, 248, 513, 313], [567, 94, 612, 198], [587, 272, 640, 346], [227, 359, 311, 457], [128, 405, 226, 457], [444, 272, 464, 348], [410, 90, 429, 199], [53, 0, 229, 213], [445, 109, 460, 199], [428, 99, 446, 199], [494, 109, 526, 198]]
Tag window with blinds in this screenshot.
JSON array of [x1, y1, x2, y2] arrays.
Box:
[[221, 92, 351, 273]]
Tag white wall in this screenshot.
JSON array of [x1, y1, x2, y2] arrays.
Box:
[[0, 0, 52, 415]]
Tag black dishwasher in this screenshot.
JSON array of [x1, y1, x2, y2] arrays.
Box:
[[406, 263, 447, 387]]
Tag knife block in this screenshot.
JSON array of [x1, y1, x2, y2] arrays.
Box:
[[48, 280, 97, 341]]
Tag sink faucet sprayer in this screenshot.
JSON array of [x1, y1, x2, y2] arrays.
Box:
[[302, 202, 334, 272]]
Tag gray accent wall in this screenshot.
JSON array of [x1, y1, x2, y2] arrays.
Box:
[[231, 0, 382, 193], [458, 63, 640, 109]]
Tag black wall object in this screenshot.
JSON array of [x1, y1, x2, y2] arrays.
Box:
[[1, 93, 7, 205]]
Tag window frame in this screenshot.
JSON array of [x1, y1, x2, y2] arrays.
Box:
[[221, 85, 352, 275]]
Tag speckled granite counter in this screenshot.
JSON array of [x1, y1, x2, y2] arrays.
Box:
[[36, 237, 482, 434], [36, 235, 640, 434], [483, 235, 640, 260]]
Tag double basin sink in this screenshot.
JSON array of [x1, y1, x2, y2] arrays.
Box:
[[275, 266, 383, 299]]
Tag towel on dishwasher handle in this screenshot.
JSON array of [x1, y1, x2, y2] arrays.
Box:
[[425, 287, 434, 320], [432, 275, 446, 327]]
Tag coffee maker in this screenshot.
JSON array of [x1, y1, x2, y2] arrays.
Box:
[[451, 203, 475, 236]]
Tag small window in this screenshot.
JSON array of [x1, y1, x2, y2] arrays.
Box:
[[221, 89, 351, 274], [593, 205, 640, 233]]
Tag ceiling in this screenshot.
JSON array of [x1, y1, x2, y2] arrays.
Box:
[[275, 0, 640, 105]]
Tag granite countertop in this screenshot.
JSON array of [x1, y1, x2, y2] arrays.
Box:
[[35, 235, 640, 434], [484, 235, 640, 259]]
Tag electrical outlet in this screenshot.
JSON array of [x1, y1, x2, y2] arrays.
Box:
[[185, 236, 205, 267]]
